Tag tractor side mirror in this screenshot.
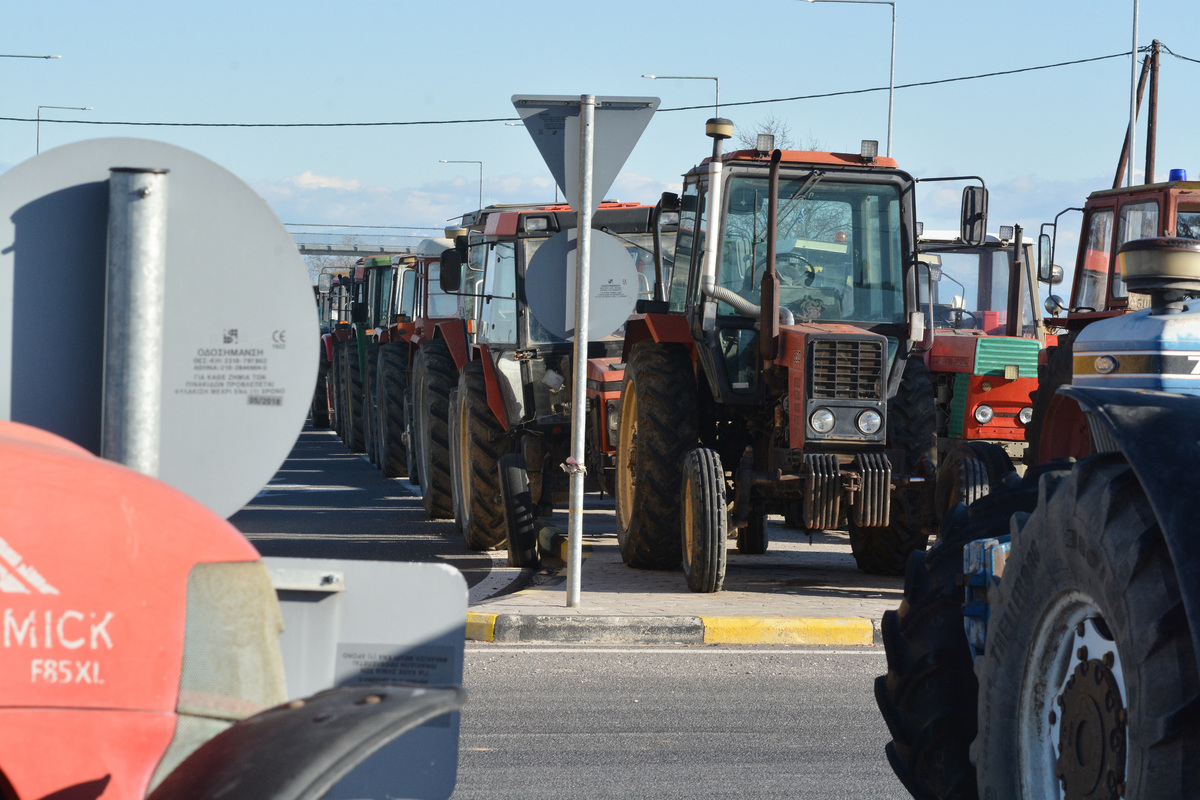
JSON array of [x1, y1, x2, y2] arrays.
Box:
[[658, 191, 681, 213], [440, 249, 463, 292], [454, 235, 469, 263], [960, 185, 988, 247], [1037, 233, 1054, 283], [318, 272, 332, 294]]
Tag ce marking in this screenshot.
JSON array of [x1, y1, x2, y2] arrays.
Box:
[[272, 330, 287, 345]]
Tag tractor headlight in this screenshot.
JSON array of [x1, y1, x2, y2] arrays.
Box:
[[856, 409, 882, 435], [810, 408, 836, 434], [606, 400, 621, 432], [1018, 407, 1033, 425], [974, 405, 995, 424]]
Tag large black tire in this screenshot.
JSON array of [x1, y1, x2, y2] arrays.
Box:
[[736, 508, 769, 555], [403, 385, 418, 484], [971, 453, 1200, 798], [377, 344, 409, 479], [311, 356, 331, 429], [331, 341, 345, 439], [363, 342, 380, 466], [412, 340, 457, 519], [455, 361, 508, 550], [344, 338, 366, 453], [875, 471, 1045, 800], [614, 341, 697, 570], [933, 441, 1015, 528], [499, 453, 540, 568], [681, 447, 727, 593], [849, 356, 936, 575]]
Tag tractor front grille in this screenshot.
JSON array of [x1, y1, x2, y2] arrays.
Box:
[[810, 339, 884, 400]]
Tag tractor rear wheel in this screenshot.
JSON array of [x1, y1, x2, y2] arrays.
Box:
[[455, 361, 507, 550], [681, 447, 727, 593], [331, 341, 345, 440], [311, 347, 331, 429], [377, 344, 408, 478], [736, 508, 768, 555], [344, 339, 366, 453], [615, 341, 697, 570], [499, 453, 540, 568], [412, 340, 457, 518], [972, 452, 1200, 798], [364, 342, 380, 466], [849, 356, 936, 575]]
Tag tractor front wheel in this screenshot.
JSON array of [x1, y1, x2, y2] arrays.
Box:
[[972, 452, 1199, 798], [681, 447, 727, 593]]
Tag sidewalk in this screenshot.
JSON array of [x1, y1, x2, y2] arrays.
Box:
[[467, 496, 903, 647]]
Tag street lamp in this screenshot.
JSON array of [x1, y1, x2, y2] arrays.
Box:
[[1, 54, 61, 59], [37, 105, 92, 153], [439, 159, 484, 212], [642, 74, 720, 117], [799, 0, 896, 157]]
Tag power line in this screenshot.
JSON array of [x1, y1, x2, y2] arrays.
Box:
[[1, 48, 1191, 130], [285, 223, 442, 230]]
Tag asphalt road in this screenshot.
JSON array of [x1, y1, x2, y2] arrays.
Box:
[[231, 424, 908, 799], [453, 643, 903, 799]]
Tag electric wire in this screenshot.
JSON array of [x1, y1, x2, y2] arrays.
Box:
[[4, 47, 1192, 130]]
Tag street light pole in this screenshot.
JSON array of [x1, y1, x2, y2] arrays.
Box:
[[642, 74, 720, 117], [799, 0, 895, 157], [0, 54, 61, 59], [439, 159, 484, 212], [37, 105, 92, 154]]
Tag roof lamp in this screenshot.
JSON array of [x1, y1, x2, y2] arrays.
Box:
[[860, 140, 879, 159]]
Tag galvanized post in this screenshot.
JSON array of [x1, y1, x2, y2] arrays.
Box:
[[566, 95, 595, 608], [101, 167, 169, 476]]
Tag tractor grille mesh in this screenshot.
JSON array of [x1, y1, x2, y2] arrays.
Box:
[[810, 340, 884, 400]]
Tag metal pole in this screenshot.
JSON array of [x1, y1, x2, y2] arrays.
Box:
[[886, 2, 895, 157], [101, 168, 170, 476], [1128, 0, 1139, 188], [566, 95, 595, 608], [36, 107, 41, 154]]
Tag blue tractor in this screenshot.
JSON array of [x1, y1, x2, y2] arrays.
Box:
[[876, 237, 1200, 799]]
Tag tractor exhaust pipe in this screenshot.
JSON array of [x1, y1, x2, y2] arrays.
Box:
[[760, 150, 782, 362]]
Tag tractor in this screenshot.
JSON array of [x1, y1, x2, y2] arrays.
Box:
[[876, 234, 1200, 800], [0, 419, 464, 799], [1027, 172, 1200, 463], [916, 225, 1047, 521], [614, 120, 988, 591], [439, 202, 666, 566]]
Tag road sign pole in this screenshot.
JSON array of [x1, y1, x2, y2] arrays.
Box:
[[566, 95, 595, 608], [101, 167, 169, 477]]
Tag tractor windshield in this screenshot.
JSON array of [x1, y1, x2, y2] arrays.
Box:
[[720, 175, 906, 325], [918, 243, 1036, 336]]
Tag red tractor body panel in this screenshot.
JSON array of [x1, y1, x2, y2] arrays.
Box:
[[0, 420, 260, 799]]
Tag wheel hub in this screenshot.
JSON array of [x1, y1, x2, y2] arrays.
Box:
[[1051, 620, 1127, 799]]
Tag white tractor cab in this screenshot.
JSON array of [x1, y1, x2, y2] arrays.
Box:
[[916, 227, 1044, 342]]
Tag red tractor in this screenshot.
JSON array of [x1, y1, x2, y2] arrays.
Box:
[[0, 419, 463, 799], [614, 121, 988, 590], [439, 202, 666, 565], [916, 225, 1048, 518]]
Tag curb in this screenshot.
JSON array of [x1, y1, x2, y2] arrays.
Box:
[[466, 611, 881, 646]]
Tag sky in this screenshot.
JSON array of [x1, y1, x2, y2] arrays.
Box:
[[4, 0, 1199, 278]]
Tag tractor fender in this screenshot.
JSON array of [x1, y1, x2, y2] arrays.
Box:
[[1059, 384, 1200, 663], [320, 332, 334, 363], [148, 684, 466, 800], [620, 313, 693, 362], [475, 344, 510, 433], [434, 320, 471, 370]]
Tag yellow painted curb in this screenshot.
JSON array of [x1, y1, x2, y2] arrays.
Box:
[[702, 616, 873, 646], [465, 611, 497, 642]]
